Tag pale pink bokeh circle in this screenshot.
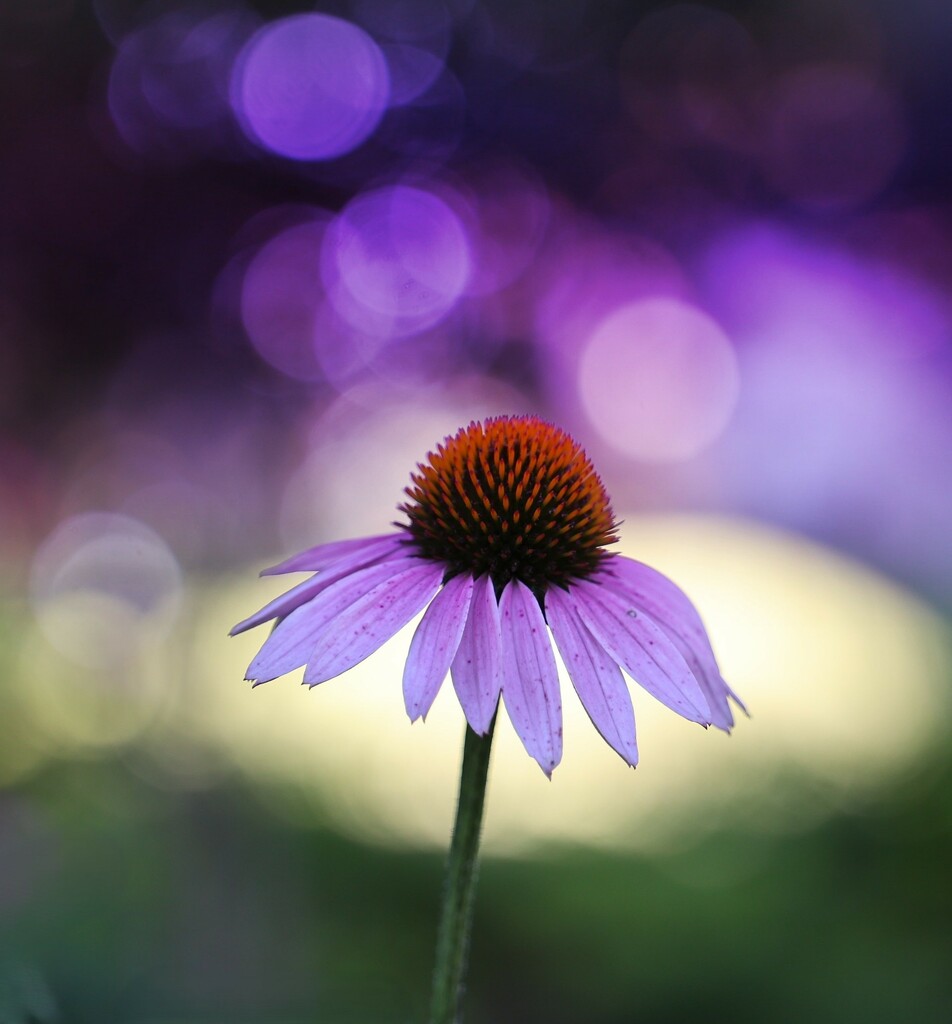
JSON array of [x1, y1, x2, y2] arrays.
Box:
[[578, 298, 740, 462]]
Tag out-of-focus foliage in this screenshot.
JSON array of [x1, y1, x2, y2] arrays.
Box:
[[3, 741, 950, 1023]]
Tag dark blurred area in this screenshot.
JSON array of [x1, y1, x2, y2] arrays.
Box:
[[3, 750, 951, 1022], [2, 0, 951, 1021]]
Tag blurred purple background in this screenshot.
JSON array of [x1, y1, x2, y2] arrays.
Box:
[[2, 1, 951, 1022], [4, 0, 951, 599]]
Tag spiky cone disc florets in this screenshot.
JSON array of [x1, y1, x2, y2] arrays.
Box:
[[399, 416, 619, 598]]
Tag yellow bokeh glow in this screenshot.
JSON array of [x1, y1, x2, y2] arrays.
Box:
[[191, 516, 950, 854]]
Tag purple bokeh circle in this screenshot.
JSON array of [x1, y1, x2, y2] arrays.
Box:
[[231, 13, 390, 161], [322, 184, 471, 337]]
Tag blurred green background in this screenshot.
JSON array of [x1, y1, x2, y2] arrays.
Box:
[[3, 709, 951, 1023]]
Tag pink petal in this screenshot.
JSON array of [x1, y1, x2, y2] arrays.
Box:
[[600, 556, 744, 730], [499, 580, 562, 777], [403, 573, 474, 722], [232, 535, 409, 636], [545, 586, 638, 767], [261, 533, 405, 576], [450, 574, 503, 735], [570, 579, 712, 726], [303, 559, 444, 685], [247, 555, 431, 683], [230, 574, 328, 637]]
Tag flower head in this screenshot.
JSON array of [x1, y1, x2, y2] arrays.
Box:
[[232, 415, 745, 775]]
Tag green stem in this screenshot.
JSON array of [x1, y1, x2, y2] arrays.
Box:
[[428, 715, 496, 1024]]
